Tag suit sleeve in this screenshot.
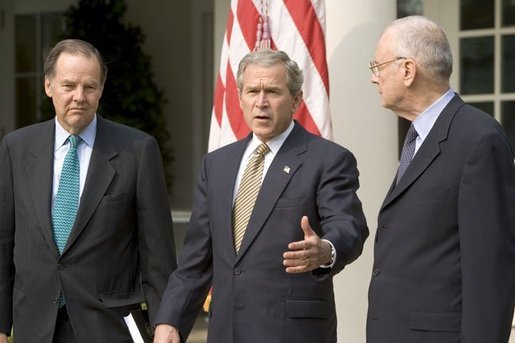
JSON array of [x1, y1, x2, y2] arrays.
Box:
[[458, 131, 515, 342], [314, 147, 369, 277], [154, 154, 213, 339], [136, 137, 177, 323], [0, 138, 14, 335]]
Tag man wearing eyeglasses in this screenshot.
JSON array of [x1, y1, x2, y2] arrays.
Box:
[[366, 15, 515, 343]]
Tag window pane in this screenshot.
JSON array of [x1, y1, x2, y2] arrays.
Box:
[[502, 0, 515, 27], [501, 101, 515, 158], [15, 15, 37, 73], [41, 13, 64, 67], [397, 0, 423, 18], [16, 77, 38, 128], [460, 37, 494, 94], [470, 102, 494, 115], [460, 0, 494, 30], [502, 35, 515, 93]]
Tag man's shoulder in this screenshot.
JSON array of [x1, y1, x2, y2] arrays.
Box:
[[452, 103, 506, 137], [302, 129, 353, 157], [98, 116, 153, 141], [206, 137, 247, 157], [2, 119, 53, 144]]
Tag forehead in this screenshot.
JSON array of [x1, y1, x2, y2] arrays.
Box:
[[242, 63, 287, 85], [376, 28, 396, 57], [54, 52, 102, 78]]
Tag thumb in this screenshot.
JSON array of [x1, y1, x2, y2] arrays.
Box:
[[300, 216, 315, 239]]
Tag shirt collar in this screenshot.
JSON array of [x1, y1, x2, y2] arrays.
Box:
[[412, 89, 454, 140], [54, 114, 97, 150], [246, 120, 295, 159]]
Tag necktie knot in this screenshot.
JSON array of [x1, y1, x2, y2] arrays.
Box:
[[404, 125, 418, 145], [68, 135, 80, 151], [255, 143, 270, 157]]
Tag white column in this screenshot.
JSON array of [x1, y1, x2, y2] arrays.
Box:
[[326, 0, 397, 342]]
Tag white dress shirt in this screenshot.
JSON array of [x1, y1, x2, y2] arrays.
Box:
[[412, 89, 455, 155]]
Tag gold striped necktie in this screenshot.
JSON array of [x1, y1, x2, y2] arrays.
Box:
[[232, 143, 270, 253]]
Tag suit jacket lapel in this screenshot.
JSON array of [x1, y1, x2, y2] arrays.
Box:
[[236, 123, 306, 262], [28, 120, 59, 256], [62, 116, 117, 255], [381, 95, 465, 211]]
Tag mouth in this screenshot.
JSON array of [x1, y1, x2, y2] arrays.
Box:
[[69, 108, 87, 113], [254, 114, 270, 121]]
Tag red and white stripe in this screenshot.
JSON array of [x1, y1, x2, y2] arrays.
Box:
[[208, 0, 332, 152]]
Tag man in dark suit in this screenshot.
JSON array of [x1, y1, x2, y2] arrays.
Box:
[[153, 49, 368, 343], [0, 39, 177, 342], [367, 16, 515, 343]]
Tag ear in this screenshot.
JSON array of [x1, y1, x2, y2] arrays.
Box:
[[403, 59, 416, 87], [291, 90, 303, 113], [44, 77, 53, 97], [238, 90, 243, 110]]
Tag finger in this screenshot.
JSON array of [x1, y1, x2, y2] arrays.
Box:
[[285, 257, 312, 273], [283, 249, 309, 259], [287, 240, 308, 251], [283, 255, 310, 267], [300, 216, 315, 239], [285, 265, 310, 273]]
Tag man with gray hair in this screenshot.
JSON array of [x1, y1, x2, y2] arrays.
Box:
[[154, 49, 368, 343], [0, 39, 177, 342], [367, 15, 515, 343]]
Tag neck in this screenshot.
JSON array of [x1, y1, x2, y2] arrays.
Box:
[[395, 83, 449, 122]]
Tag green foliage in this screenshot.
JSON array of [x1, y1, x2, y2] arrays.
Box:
[[55, 0, 173, 188]]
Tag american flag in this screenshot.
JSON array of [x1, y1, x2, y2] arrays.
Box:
[[208, 0, 332, 152]]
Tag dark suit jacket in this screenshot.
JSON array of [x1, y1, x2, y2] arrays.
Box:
[[155, 122, 368, 343], [367, 95, 515, 343], [0, 116, 177, 342]]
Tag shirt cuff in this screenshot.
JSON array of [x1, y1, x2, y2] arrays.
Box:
[[319, 239, 336, 269]]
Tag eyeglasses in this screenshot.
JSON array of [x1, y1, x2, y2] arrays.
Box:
[[368, 57, 406, 77]]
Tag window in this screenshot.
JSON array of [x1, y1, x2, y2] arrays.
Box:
[[459, 0, 515, 156], [15, 12, 64, 128]]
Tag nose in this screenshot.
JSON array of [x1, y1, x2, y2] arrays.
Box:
[[255, 90, 268, 107], [73, 86, 85, 102], [370, 73, 379, 84]]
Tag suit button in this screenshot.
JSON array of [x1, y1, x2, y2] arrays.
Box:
[[53, 297, 59, 304], [57, 264, 65, 271], [372, 269, 380, 277], [234, 268, 241, 275]]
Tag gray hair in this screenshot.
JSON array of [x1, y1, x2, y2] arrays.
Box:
[[44, 39, 108, 85], [387, 16, 452, 83], [236, 49, 304, 96]]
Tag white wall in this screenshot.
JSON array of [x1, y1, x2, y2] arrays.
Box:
[[325, 1, 397, 341]]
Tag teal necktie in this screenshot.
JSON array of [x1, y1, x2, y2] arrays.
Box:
[[52, 135, 81, 254]]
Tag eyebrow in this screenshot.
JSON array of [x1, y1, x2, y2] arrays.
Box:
[[244, 84, 283, 92]]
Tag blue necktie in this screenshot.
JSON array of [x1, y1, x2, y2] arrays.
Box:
[[52, 135, 81, 254], [396, 124, 418, 185]]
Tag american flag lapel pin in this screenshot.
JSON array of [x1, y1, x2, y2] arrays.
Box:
[[283, 165, 290, 174]]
